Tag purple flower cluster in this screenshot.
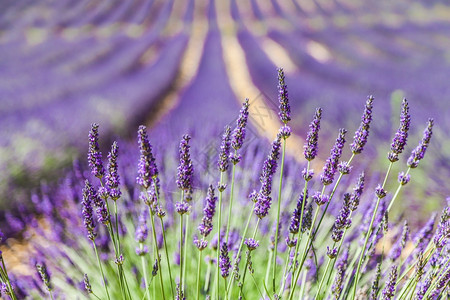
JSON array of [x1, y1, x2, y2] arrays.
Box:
[[331, 193, 352, 242], [350, 95, 374, 154], [217, 126, 232, 172], [219, 243, 231, 278], [388, 99, 411, 162], [135, 209, 148, 243], [88, 123, 104, 178], [382, 265, 398, 300], [198, 185, 217, 238], [303, 108, 322, 161], [244, 238, 259, 251], [254, 133, 282, 219], [81, 180, 96, 241], [137, 125, 158, 189], [105, 141, 121, 200], [320, 128, 347, 185], [289, 190, 309, 234], [277, 68, 291, 124], [332, 246, 349, 299], [389, 220, 409, 261], [176, 134, 194, 193], [231, 98, 249, 151], [407, 118, 434, 168]]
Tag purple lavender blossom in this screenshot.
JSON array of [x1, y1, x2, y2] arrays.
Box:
[[279, 125, 291, 139], [105, 141, 121, 200], [303, 108, 322, 161], [219, 243, 231, 278], [320, 128, 347, 185], [429, 267, 450, 298], [381, 265, 398, 299], [244, 238, 259, 251], [217, 126, 232, 172], [312, 192, 329, 206], [198, 185, 217, 237], [398, 172, 410, 185], [231, 98, 250, 151], [36, 262, 52, 291], [194, 237, 208, 250], [88, 123, 104, 178], [350, 95, 374, 154], [375, 185, 387, 199], [301, 204, 313, 233], [433, 206, 449, 248], [83, 274, 92, 294], [302, 168, 314, 182], [331, 193, 352, 242], [388, 98, 411, 162], [327, 246, 338, 258], [415, 277, 432, 300], [407, 118, 434, 168], [414, 213, 437, 251], [349, 172, 365, 211], [389, 220, 409, 261], [332, 246, 349, 299], [175, 201, 190, 215], [369, 262, 382, 300], [289, 190, 309, 234], [254, 134, 282, 219], [277, 68, 291, 124], [82, 180, 96, 241], [137, 125, 158, 189], [176, 134, 194, 193], [176, 283, 185, 300], [135, 209, 148, 243]]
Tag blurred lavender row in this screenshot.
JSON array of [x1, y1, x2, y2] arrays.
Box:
[[0, 0, 449, 208]]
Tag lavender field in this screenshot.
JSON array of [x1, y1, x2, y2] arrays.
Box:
[[0, 0, 449, 299]]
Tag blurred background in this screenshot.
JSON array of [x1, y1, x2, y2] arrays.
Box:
[[0, 0, 449, 217]]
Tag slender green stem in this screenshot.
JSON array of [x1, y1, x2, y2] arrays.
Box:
[[182, 212, 190, 290], [315, 242, 336, 299], [351, 162, 393, 299], [197, 249, 203, 300], [160, 218, 175, 297], [225, 161, 237, 243], [92, 242, 111, 300], [179, 211, 184, 293], [224, 277, 229, 299], [387, 168, 410, 212], [204, 259, 212, 292], [140, 243, 151, 300], [239, 219, 260, 298], [272, 138, 287, 293], [227, 203, 255, 297], [49, 290, 55, 300], [149, 211, 166, 300], [216, 171, 225, 300], [249, 270, 265, 299], [264, 251, 274, 298], [1, 258, 18, 300], [298, 269, 307, 299]]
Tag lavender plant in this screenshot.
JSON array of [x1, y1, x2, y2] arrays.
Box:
[[0, 71, 448, 300]]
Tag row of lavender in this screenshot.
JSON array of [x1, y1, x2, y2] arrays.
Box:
[[0, 69, 448, 299]]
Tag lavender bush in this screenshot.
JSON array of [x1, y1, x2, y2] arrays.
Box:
[[0, 72, 448, 300]]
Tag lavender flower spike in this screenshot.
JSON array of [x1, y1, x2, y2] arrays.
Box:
[[219, 243, 231, 278], [350, 95, 374, 154], [82, 180, 96, 241], [36, 262, 52, 292], [137, 125, 158, 189], [320, 128, 347, 186], [198, 185, 217, 237], [176, 134, 194, 192], [218, 126, 232, 172], [88, 123, 104, 178], [105, 141, 121, 200], [381, 265, 398, 299], [254, 134, 282, 219], [407, 118, 434, 168], [388, 98, 411, 162], [304, 108, 322, 161], [277, 68, 291, 124], [231, 98, 249, 151]]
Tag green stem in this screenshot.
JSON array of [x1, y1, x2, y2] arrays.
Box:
[[298, 269, 307, 299], [92, 242, 111, 300], [182, 212, 190, 290], [225, 161, 237, 243], [351, 161, 393, 300], [315, 242, 336, 299], [149, 210, 166, 300], [49, 290, 55, 300], [387, 167, 410, 212], [1, 258, 18, 300], [216, 171, 225, 300], [179, 211, 184, 294], [272, 138, 287, 293], [227, 203, 255, 297], [239, 219, 260, 298], [160, 218, 175, 297], [197, 249, 203, 300], [140, 243, 151, 300]]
